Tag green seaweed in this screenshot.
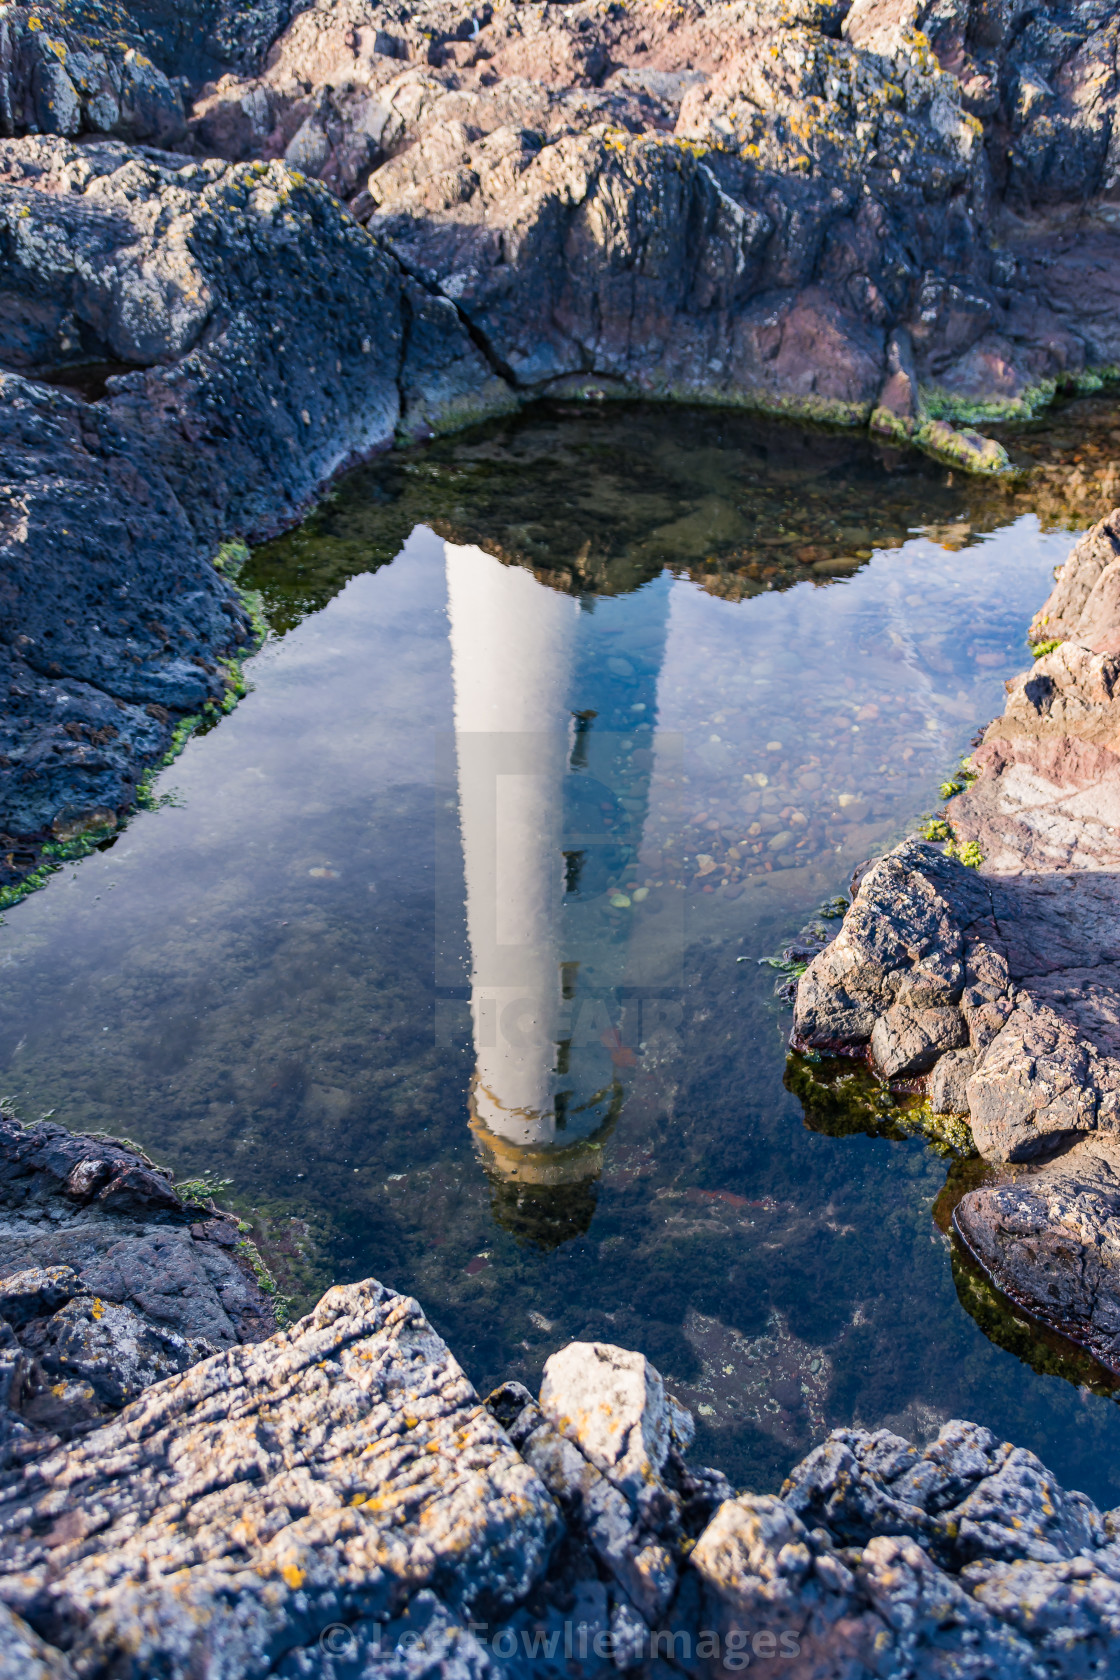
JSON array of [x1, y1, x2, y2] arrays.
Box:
[[785, 1053, 977, 1159]]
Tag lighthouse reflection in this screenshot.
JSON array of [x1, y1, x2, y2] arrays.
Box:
[[445, 542, 675, 1249]]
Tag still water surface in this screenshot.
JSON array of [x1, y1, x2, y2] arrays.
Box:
[[4, 404, 1120, 1498]]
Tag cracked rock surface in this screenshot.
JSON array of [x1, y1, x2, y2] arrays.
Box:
[[188, 0, 1120, 440], [0, 130, 497, 881], [4, 1303, 1120, 1676]]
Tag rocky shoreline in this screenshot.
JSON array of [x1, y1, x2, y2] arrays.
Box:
[[793, 502, 1120, 1386], [4, 1109, 1120, 1677], [6, 1, 1120, 1671], [3, 0, 1120, 889]]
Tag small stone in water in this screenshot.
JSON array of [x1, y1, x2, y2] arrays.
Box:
[[632, 886, 649, 901], [308, 867, 339, 878], [766, 741, 783, 752], [610, 892, 632, 907]]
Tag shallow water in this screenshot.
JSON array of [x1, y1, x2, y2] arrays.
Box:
[[5, 402, 1120, 1499]]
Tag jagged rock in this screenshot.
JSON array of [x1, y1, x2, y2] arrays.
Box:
[[929, 1046, 975, 1114], [539, 1341, 673, 1511], [794, 838, 1120, 1158], [1031, 509, 1120, 645], [0, 1267, 80, 1330], [792, 837, 986, 1052], [783, 1416, 1105, 1566], [5, 1288, 1120, 1677], [0, 1280, 560, 1680], [0, 132, 501, 870], [870, 999, 969, 1077], [0, 1112, 276, 1449], [177, 0, 1120, 448], [0, 3, 187, 147], [954, 1133, 1120, 1374], [491, 1356, 681, 1623]]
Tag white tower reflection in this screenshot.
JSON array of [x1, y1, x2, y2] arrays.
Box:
[[445, 540, 673, 1245]]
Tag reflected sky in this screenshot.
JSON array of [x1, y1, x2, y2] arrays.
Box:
[[1, 461, 1118, 1498]]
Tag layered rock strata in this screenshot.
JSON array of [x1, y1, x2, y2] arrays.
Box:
[[794, 503, 1120, 1375]]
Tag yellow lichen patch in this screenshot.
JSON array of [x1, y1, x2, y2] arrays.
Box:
[[280, 1564, 305, 1590], [91, 1299, 104, 1320]]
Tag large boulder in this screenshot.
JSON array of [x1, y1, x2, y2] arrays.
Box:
[[0, 1279, 561, 1677]]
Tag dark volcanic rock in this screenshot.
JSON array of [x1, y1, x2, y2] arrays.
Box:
[[0, 1108, 275, 1455], [4, 0, 1120, 872], [184, 0, 1120, 438], [0, 3, 187, 148], [0, 133, 500, 872]]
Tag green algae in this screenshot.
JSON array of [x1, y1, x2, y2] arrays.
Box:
[[785, 1052, 978, 1159]]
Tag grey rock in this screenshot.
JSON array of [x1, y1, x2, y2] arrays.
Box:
[[5, 1289, 1120, 1677], [928, 1047, 975, 1114], [793, 494, 1120, 1361], [539, 1341, 673, 1509], [0, 4, 188, 148], [0, 1110, 276, 1450], [783, 1416, 1104, 1567], [954, 1133, 1120, 1374], [870, 1000, 968, 1077], [19, 1294, 216, 1412], [0, 1280, 560, 1680], [0, 1602, 74, 1680], [0, 1267, 80, 1331], [796, 840, 1120, 1157], [792, 837, 987, 1052], [0, 132, 501, 877]]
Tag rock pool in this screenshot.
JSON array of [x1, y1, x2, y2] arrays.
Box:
[[3, 401, 1120, 1499]]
